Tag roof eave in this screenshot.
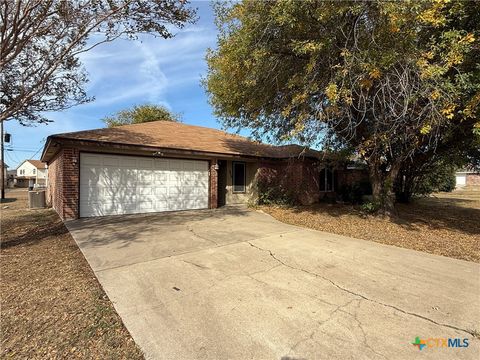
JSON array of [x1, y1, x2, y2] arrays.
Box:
[[42, 136, 311, 161]]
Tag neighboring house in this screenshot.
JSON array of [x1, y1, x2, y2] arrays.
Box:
[[15, 160, 48, 188], [7, 170, 16, 188], [455, 169, 480, 188], [41, 121, 365, 220]]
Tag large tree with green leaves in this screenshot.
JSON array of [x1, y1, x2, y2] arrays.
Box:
[[102, 104, 181, 127], [205, 0, 479, 214], [0, 0, 195, 125]]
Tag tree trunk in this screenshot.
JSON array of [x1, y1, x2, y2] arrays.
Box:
[[394, 171, 414, 203], [369, 163, 399, 216]]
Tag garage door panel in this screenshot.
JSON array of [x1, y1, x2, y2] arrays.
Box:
[[82, 187, 105, 201], [168, 186, 183, 196], [138, 159, 154, 169], [169, 161, 184, 171], [169, 172, 183, 181], [186, 199, 207, 209], [154, 173, 168, 182], [82, 154, 103, 166], [168, 201, 186, 211], [80, 203, 104, 217], [154, 187, 168, 196], [120, 158, 137, 168], [138, 170, 153, 183], [137, 200, 154, 211], [154, 201, 169, 211], [154, 159, 169, 170], [103, 156, 121, 167], [137, 186, 153, 196], [80, 153, 209, 217]]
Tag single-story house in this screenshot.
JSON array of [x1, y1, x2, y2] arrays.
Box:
[[15, 159, 48, 188], [41, 121, 367, 220], [455, 169, 480, 188]]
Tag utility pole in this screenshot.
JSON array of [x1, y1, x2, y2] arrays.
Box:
[[1, 120, 4, 200]]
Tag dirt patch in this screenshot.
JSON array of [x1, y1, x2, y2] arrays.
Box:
[[259, 189, 480, 263], [1, 189, 144, 359]]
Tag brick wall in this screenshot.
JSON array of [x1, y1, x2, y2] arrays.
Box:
[[466, 173, 480, 186], [46, 150, 63, 216], [209, 159, 218, 209], [336, 169, 370, 190], [258, 158, 321, 205], [46, 147, 79, 220]]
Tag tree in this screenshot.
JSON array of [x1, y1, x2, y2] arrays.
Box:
[[102, 104, 181, 127], [0, 0, 195, 125], [205, 0, 479, 214], [395, 128, 480, 201]]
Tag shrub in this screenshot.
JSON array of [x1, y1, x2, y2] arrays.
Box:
[[361, 201, 379, 213], [258, 185, 294, 205], [338, 181, 372, 204], [256, 168, 295, 206], [414, 165, 457, 196]]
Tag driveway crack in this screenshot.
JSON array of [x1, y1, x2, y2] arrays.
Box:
[[246, 241, 476, 337], [187, 225, 219, 246], [289, 298, 357, 354]]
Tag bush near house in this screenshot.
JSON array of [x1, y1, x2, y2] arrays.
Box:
[[256, 168, 295, 206], [337, 181, 372, 204]]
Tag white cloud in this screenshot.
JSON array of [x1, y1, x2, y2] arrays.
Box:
[[77, 27, 215, 109]]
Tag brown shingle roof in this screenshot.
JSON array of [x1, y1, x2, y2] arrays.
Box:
[[27, 160, 47, 169], [45, 121, 320, 159]]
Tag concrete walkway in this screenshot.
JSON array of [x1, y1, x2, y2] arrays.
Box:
[[66, 207, 480, 360]]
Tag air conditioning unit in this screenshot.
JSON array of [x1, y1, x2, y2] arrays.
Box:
[[28, 190, 46, 209]]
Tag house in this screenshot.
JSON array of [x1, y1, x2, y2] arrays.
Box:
[[455, 169, 480, 188], [41, 121, 364, 220], [15, 160, 48, 188], [7, 170, 16, 188]]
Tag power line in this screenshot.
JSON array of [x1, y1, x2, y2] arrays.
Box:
[[4, 147, 37, 151], [4, 150, 17, 168], [30, 141, 45, 159], [5, 149, 38, 152]]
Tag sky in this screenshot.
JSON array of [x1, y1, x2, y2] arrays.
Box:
[[3, 1, 229, 169]]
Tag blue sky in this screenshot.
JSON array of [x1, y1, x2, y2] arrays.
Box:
[[3, 1, 228, 169]]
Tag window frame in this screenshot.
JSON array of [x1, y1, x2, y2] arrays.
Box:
[[232, 161, 246, 193], [320, 167, 335, 192]]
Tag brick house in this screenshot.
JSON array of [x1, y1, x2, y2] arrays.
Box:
[[41, 121, 364, 220], [455, 169, 480, 188]]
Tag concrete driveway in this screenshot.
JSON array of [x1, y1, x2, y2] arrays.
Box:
[[66, 207, 480, 360]]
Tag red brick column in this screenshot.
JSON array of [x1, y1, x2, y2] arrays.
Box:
[[62, 148, 80, 219], [209, 159, 218, 209]]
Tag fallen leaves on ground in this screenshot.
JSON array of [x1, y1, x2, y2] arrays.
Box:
[[0, 189, 144, 359], [260, 189, 480, 263]]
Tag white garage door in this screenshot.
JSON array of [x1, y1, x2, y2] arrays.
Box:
[[79, 153, 209, 217], [456, 174, 466, 187]]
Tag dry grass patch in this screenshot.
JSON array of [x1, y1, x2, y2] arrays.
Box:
[[260, 189, 480, 263], [1, 189, 143, 359]]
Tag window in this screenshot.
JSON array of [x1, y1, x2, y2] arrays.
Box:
[[320, 167, 334, 192], [33, 169, 36, 175], [232, 162, 246, 193]]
